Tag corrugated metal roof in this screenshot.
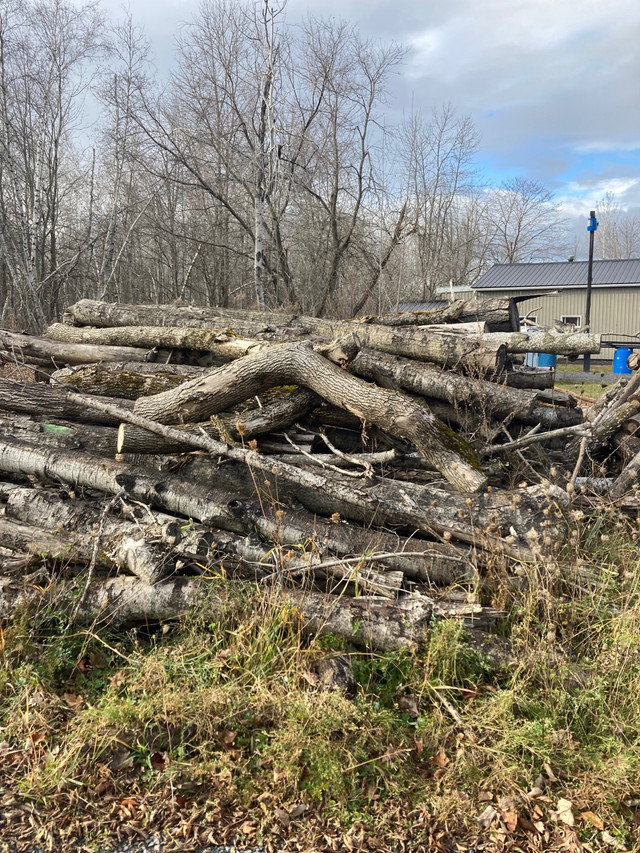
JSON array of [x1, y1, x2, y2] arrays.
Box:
[[473, 259, 640, 290], [396, 300, 449, 312]]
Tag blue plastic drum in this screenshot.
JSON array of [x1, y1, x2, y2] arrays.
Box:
[[613, 347, 633, 375], [538, 353, 557, 369]]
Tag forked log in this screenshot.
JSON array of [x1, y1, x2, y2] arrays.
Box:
[[0, 574, 501, 651], [132, 341, 487, 493]]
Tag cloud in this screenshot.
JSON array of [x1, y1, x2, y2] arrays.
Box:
[[99, 0, 640, 214]]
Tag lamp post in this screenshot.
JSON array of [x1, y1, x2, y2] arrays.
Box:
[[584, 210, 598, 372]]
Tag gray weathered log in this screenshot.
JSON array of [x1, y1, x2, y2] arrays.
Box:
[[350, 348, 577, 427], [0, 328, 155, 366], [361, 297, 520, 332], [610, 449, 640, 499], [118, 388, 319, 454], [0, 434, 541, 562], [0, 377, 132, 425], [45, 322, 271, 360], [62, 300, 509, 372], [0, 574, 500, 651], [505, 368, 556, 390]]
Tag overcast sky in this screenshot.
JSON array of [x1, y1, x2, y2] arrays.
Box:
[[103, 0, 640, 231]]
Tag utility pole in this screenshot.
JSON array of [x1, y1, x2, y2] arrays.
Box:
[[583, 210, 598, 371]]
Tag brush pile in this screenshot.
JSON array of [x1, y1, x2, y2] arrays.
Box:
[[0, 297, 636, 651]]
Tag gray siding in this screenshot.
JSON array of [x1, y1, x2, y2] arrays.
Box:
[[477, 287, 640, 360]]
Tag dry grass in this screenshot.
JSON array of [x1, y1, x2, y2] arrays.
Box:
[[1, 501, 640, 852]]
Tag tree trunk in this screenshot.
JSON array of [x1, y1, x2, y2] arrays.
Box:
[[132, 341, 487, 493], [0, 377, 132, 425], [610, 448, 640, 499], [0, 574, 501, 651], [45, 322, 271, 360], [505, 368, 556, 390], [0, 512, 180, 583], [0, 328, 154, 366], [351, 348, 539, 423], [50, 364, 196, 400], [0, 433, 558, 563], [0, 413, 119, 456], [118, 388, 320, 454]]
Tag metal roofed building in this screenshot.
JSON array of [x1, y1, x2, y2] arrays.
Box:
[[472, 258, 640, 359]]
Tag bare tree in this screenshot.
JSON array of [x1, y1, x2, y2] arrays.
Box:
[[0, 0, 102, 330], [595, 192, 640, 259], [400, 104, 479, 298], [485, 176, 566, 264]]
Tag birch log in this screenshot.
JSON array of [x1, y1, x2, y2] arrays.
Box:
[[0, 575, 500, 651]]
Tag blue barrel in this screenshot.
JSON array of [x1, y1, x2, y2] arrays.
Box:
[[613, 347, 633, 375], [538, 353, 557, 369]]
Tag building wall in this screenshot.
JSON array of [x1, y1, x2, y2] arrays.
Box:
[[476, 286, 640, 361]]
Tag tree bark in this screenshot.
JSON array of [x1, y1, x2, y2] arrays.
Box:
[[132, 341, 487, 493], [0, 511, 179, 585], [610, 448, 640, 499], [50, 364, 192, 400], [45, 322, 271, 360], [118, 388, 320, 454], [0, 328, 154, 366], [505, 368, 556, 390], [0, 433, 551, 563], [351, 348, 539, 423], [0, 574, 500, 651], [0, 377, 132, 425], [0, 413, 119, 456]]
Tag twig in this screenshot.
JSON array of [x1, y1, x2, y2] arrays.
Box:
[[71, 490, 126, 623], [317, 429, 398, 478], [568, 435, 588, 491], [481, 423, 589, 457], [282, 431, 364, 478]]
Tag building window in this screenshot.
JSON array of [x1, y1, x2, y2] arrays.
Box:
[[561, 315, 582, 329]]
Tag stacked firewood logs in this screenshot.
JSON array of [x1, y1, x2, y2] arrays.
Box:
[[0, 297, 636, 651]]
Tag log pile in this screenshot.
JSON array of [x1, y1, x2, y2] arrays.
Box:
[[0, 297, 635, 651]]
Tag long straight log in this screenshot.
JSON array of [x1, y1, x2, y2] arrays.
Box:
[[132, 342, 487, 493], [0, 575, 499, 651], [0, 377, 132, 425], [45, 322, 270, 360], [0, 328, 154, 365]]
